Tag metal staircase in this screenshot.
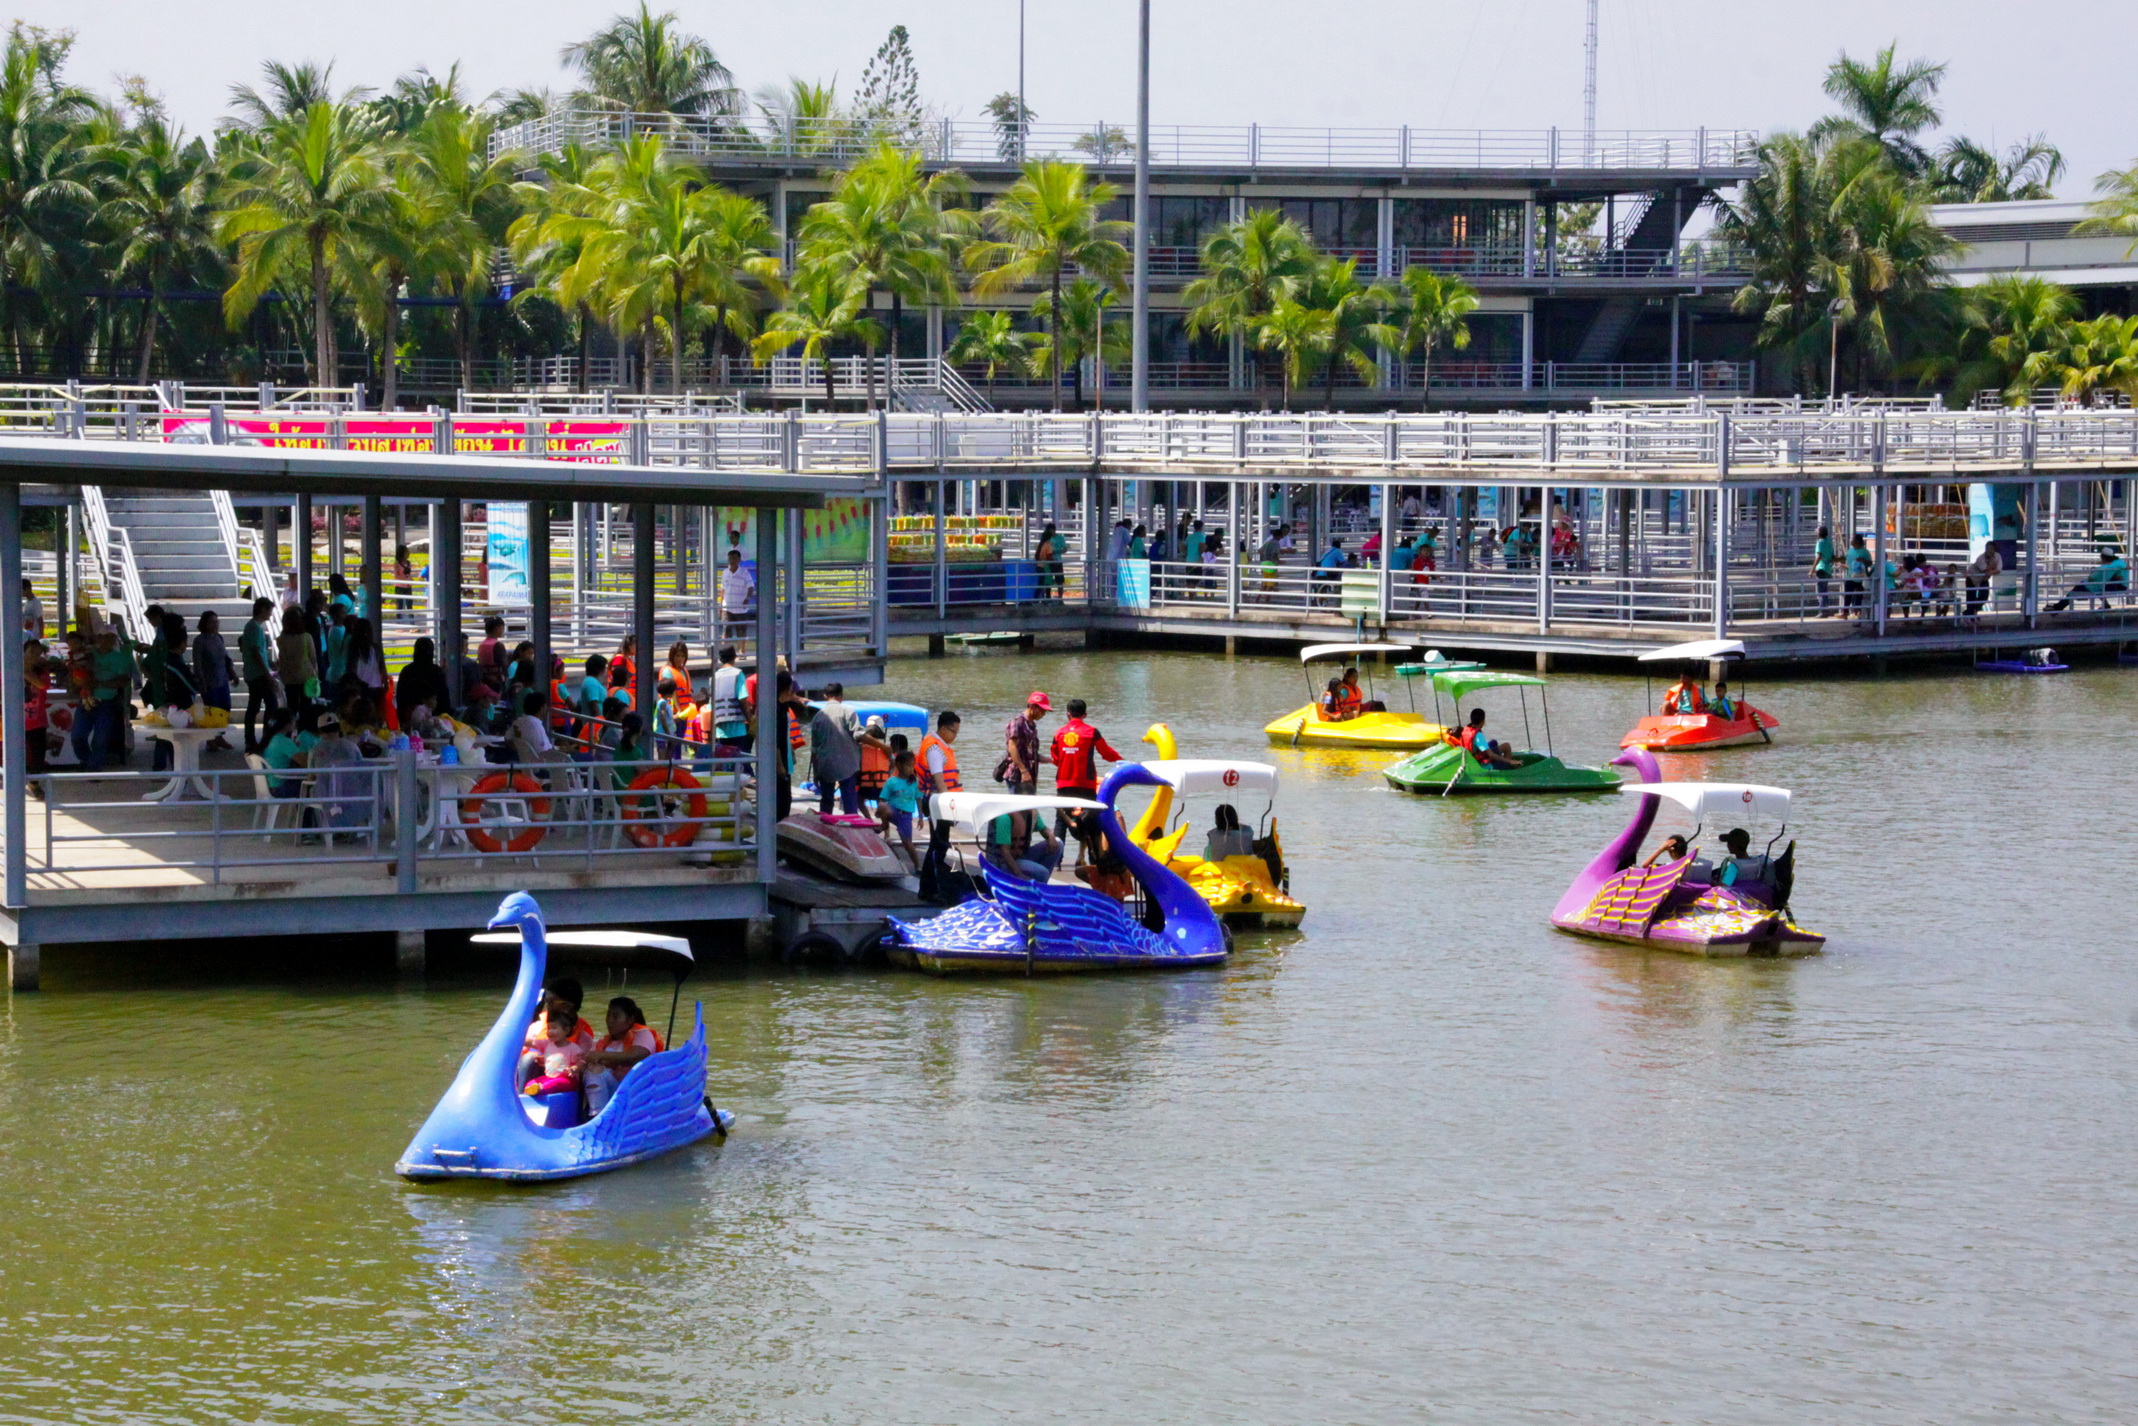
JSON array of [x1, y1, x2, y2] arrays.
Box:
[[93, 488, 258, 632], [1572, 189, 1701, 365], [893, 358, 993, 414]]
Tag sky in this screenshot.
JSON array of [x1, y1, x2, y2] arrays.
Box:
[[22, 0, 2138, 196]]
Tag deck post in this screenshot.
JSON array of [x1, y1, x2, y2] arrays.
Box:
[[754, 508, 780, 886], [362, 495, 382, 622], [1, 480, 22, 918], [632, 503, 656, 715], [2023, 479, 2041, 627], [529, 498, 552, 705], [1712, 488, 1729, 639], [1378, 479, 1393, 624], [7, 942, 36, 991], [436, 499, 462, 708], [294, 492, 313, 594], [394, 928, 425, 977], [1872, 483, 1889, 636], [1538, 484, 1553, 635]]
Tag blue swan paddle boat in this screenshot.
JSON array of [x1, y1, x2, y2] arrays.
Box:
[[396, 892, 732, 1182], [885, 763, 1230, 974]]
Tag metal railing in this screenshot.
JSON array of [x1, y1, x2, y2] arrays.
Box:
[[26, 753, 756, 888], [493, 111, 1760, 174], [77, 485, 150, 637]]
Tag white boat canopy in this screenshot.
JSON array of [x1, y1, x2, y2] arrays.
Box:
[[1638, 638, 1748, 663], [1620, 781, 1791, 822], [1138, 759, 1279, 797], [1300, 642, 1410, 664], [473, 928, 695, 966], [931, 791, 1105, 829]]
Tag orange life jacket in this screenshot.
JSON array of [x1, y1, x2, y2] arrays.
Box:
[[918, 733, 961, 795]]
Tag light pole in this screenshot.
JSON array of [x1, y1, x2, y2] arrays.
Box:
[[1131, 0, 1151, 413], [1017, 0, 1026, 161], [1827, 297, 1847, 405]]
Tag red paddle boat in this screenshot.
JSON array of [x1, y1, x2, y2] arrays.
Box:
[[1620, 638, 1778, 752]]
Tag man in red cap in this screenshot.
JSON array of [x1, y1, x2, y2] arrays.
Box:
[[999, 690, 1055, 859]]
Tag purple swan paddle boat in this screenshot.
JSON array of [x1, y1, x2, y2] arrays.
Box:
[[1549, 749, 1825, 958]]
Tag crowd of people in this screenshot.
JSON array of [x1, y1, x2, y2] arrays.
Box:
[[1809, 525, 2130, 621]]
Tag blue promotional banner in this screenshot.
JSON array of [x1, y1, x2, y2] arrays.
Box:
[[487, 502, 530, 604]]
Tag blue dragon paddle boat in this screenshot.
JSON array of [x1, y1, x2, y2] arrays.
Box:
[[886, 764, 1230, 974], [396, 892, 732, 1182]]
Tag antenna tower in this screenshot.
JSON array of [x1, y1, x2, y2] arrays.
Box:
[[1583, 0, 1598, 155]]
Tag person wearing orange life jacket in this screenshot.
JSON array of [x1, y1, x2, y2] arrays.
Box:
[[582, 995, 664, 1114], [917, 709, 963, 903], [1445, 708, 1519, 769], [1662, 674, 1707, 716]]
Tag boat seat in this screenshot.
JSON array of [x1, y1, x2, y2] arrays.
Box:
[[1684, 858, 1715, 885]]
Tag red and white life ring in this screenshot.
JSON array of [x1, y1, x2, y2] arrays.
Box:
[[460, 771, 550, 853], [622, 766, 709, 849]]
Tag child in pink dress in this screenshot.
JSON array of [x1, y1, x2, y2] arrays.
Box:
[[521, 1005, 588, 1097]]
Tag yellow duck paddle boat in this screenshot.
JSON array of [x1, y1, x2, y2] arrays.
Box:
[[1125, 724, 1305, 928], [1262, 643, 1465, 750]]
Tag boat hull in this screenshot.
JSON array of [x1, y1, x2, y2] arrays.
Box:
[[1620, 707, 1778, 751], [1550, 918, 1826, 958], [1383, 745, 1621, 794], [1263, 705, 1445, 750], [777, 812, 909, 882], [1174, 856, 1306, 927]]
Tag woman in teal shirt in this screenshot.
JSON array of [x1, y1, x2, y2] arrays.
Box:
[[1811, 524, 1835, 615]]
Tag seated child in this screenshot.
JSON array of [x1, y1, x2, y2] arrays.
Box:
[[521, 1004, 588, 1098], [875, 748, 922, 869], [519, 976, 593, 1087], [582, 995, 663, 1114]]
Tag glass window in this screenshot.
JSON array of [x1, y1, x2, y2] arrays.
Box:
[[1252, 198, 1378, 250], [1392, 199, 1525, 251]]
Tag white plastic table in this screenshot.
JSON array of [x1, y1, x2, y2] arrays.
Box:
[[138, 725, 226, 802]]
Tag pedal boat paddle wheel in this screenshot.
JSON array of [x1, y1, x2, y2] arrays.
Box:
[[1263, 643, 1449, 750], [1382, 670, 1621, 794], [885, 767, 1230, 974], [1620, 638, 1779, 751], [1549, 750, 1825, 958], [1126, 725, 1304, 928], [396, 893, 732, 1181]]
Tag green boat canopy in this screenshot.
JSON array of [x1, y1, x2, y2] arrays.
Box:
[[1432, 669, 1547, 702]]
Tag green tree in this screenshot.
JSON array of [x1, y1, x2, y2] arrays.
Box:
[[1371, 267, 1479, 410], [1914, 275, 2076, 407], [944, 310, 1032, 398], [93, 114, 219, 382], [754, 260, 876, 406], [1291, 256, 1388, 409], [1929, 135, 2064, 203], [852, 26, 926, 149], [562, 4, 739, 119], [0, 26, 95, 372], [227, 60, 359, 130], [400, 102, 523, 391], [2023, 313, 2138, 406], [2074, 161, 2138, 255], [1252, 295, 1332, 411], [967, 159, 1128, 411], [218, 101, 393, 387], [982, 92, 1033, 162], [1029, 278, 1129, 408], [798, 141, 964, 407], [1181, 208, 1318, 408], [1716, 133, 1846, 392], [755, 78, 846, 158], [1812, 43, 1945, 177], [1821, 161, 1957, 390]]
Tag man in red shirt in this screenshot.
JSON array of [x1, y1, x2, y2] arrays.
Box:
[[1049, 697, 1123, 838]]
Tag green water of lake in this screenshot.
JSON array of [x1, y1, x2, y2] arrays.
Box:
[[3, 648, 2135, 1424]]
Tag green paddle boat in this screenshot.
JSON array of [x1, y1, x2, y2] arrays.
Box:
[[1382, 669, 1622, 795]]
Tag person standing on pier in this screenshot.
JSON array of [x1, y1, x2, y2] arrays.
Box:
[[918, 709, 963, 903], [720, 549, 756, 648], [710, 645, 748, 751], [239, 598, 278, 755], [1844, 534, 1872, 616], [1810, 525, 1835, 616]]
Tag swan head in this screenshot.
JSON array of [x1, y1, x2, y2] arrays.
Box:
[[488, 890, 546, 935]]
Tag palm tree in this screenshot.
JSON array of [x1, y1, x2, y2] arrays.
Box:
[[2023, 313, 2138, 406], [507, 144, 605, 386], [1252, 296, 1332, 412], [1716, 133, 1845, 392], [1371, 267, 1479, 410], [967, 159, 1129, 411], [754, 261, 876, 406], [1929, 136, 2064, 204], [800, 142, 964, 408], [1287, 257, 1388, 409], [400, 102, 522, 390], [2074, 163, 2138, 256], [93, 115, 219, 381], [1029, 278, 1129, 408], [227, 60, 363, 130], [0, 30, 95, 372], [1813, 44, 1945, 177], [219, 101, 393, 387], [755, 78, 847, 159], [352, 167, 421, 410], [562, 4, 739, 119], [1182, 208, 1318, 408], [1913, 276, 2075, 407], [1821, 165, 1957, 390], [944, 310, 1032, 399]]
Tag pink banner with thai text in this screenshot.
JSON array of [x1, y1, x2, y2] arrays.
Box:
[[159, 414, 629, 460]]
